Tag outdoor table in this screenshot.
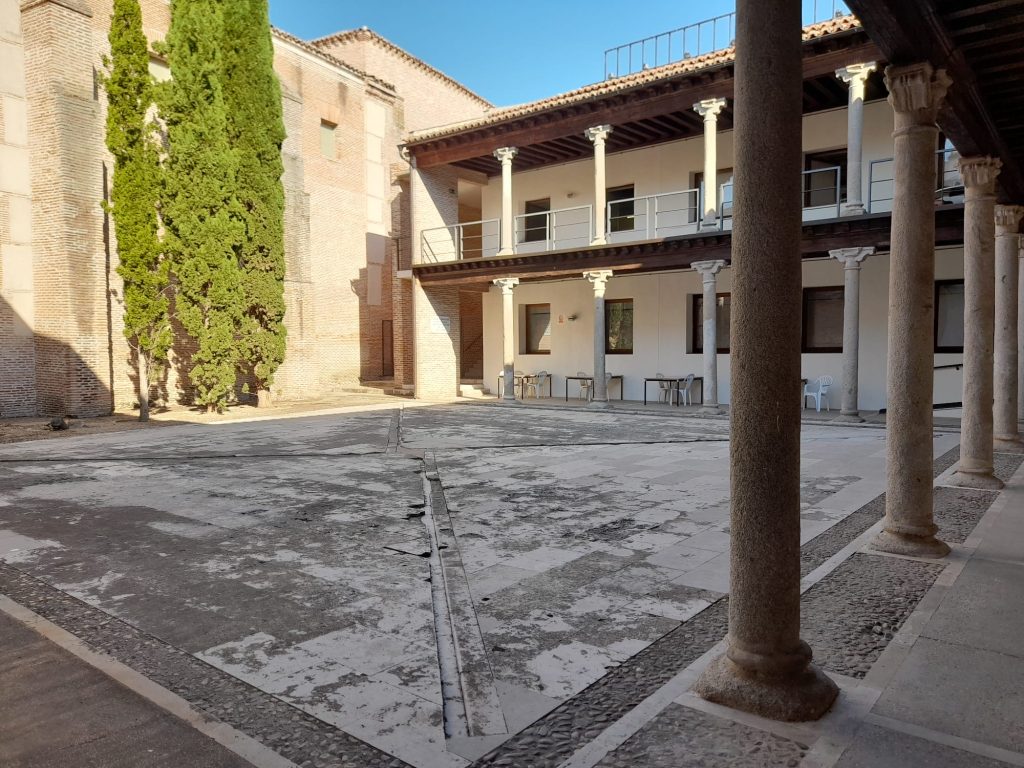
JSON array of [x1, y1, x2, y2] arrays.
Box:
[[495, 373, 531, 399], [564, 375, 624, 401], [643, 377, 679, 406], [673, 376, 704, 406], [519, 373, 552, 399]]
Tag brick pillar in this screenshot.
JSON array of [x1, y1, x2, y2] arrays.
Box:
[[413, 278, 460, 400], [23, 0, 111, 416]]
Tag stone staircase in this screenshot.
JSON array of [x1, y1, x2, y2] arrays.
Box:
[[459, 379, 491, 399]]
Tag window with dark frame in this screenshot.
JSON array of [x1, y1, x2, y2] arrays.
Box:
[[802, 287, 845, 353], [607, 185, 635, 233], [524, 303, 551, 354], [935, 279, 965, 352], [803, 149, 847, 208], [523, 199, 550, 243], [605, 298, 633, 354], [692, 293, 731, 353]]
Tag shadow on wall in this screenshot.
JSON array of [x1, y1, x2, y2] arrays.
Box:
[[354, 231, 396, 383], [0, 296, 112, 418]]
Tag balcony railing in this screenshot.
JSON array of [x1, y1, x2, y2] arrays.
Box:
[[718, 165, 843, 228], [514, 205, 593, 253], [604, 1, 852, 78], [420, 218, 500, 263], [867, 148, 964, 213], [607, 189, 702, 242]]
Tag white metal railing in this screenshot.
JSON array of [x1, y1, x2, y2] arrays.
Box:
[[514, 205, 593, 253], [607, 189, 702, 242], [867, 148, 963, 214], [419, 218, 500, 263], [718, 165, 842, 228]]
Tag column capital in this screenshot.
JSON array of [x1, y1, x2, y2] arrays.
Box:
[[830, 246, 875, 269], [584, 124, 613, 144], [493, 146, 518, 164], [693, 97, 728, 121], [884, 63, 951, 127], [492, 277, 519, 295], [692, 259, 726, 279], [994, 204, 1024, 235], [836, 62, 877, 87], [584, 269, 613, 295], [959, 156, 1002, 200]]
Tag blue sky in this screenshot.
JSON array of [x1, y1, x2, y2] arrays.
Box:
[[268, 1, 848, 107]]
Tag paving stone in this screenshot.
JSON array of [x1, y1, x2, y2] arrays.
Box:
[[933, 486, 999, 544], [835, 722, 1015, 768], [593, 703, 807, 767]]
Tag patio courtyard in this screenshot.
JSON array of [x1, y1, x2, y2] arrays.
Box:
[[0, 403, 1022, 768]]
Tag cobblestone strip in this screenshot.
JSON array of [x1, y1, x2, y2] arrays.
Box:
[[0, 563, 413, 768], [471, 445, 969, 768]]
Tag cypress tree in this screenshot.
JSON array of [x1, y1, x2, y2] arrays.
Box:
[[222, 0, 287, 407], [103, 0, 168, 422], [160, 0, 244, 411]]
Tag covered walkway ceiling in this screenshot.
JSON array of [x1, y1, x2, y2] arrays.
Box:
[[846, 0, 1024, 202], [406, 24, 884, 177]]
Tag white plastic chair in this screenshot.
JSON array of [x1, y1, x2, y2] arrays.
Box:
[[577, 371, 593, 401], [655, 372, 672, 404], [525, 371, 548, 399], [803, 375, 833, 412], [675, 373, 696, 406]]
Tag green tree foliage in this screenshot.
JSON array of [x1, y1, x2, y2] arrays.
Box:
[[222, 0, 287, 406], [103, 0, 169, 422], [160, 0, 243, 411]]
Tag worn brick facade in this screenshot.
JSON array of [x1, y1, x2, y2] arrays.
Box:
[[0, 1, 486, 415]]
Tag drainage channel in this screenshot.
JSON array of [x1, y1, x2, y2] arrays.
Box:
[[420, 455, 508, 744]]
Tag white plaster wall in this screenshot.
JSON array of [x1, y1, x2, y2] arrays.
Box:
[[482, 244, 966, 412]]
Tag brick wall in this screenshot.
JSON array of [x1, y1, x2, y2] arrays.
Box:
[[413, 280, 461, 401]]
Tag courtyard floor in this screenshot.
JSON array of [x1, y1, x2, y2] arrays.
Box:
[[0, 402, 1021, 768]]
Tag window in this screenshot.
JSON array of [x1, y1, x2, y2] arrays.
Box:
[[692, 293, 731, 353], [607, 185, 635, 233], [605, 299, 633, 354], [523, 199, 550, 243], [935, 280, 965, 352], [320, 120, 337, 158], [524, 303, 551, 354], [802, 287, 845, 352], [804, 149, 847, 208]]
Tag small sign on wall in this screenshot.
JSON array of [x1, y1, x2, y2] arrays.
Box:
[[431, 316, 451, 334]]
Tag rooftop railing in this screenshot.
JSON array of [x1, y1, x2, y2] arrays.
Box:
[[604, 1, 852, 78]]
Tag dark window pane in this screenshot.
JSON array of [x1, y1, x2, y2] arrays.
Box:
[[608, 185, 635, 233], [803, 287, 844, 351], [525, 304, 551, 353], [606, 299, 633, 353], [523, 199, 550, 243], [935, 280, 964, 351], [804, 150, 846, 207], [693, 294, 731, 353]]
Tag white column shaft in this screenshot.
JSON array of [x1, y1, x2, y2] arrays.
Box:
[[693, 259, 726, 410], [836, 64, 875, 216], [585, 270, 613, 405], [495, 148, 517, 256], [994, 208, 1023, 449], [703, 115, 718, 222], [493, 278, 519, 400]]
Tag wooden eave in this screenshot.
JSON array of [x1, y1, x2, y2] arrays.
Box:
[[413, 206, 965, 287], [407, 32, 884, 176], [845, 0, 1024, 202]]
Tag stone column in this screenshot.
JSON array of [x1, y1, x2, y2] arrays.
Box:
[[493, 278, 519, 401], [494, 147, 518, 255], [694, 97, 728, 230], [585, 270, 613, 407], [870, 63, 952, 558], [994, 208, 1023, 451], [1019, 239, 1024, 423], [585, 125, 613, 245], [951, 157, 1003, 489], [692, 260, 726, 413], [693, 0, 837, 722], [830, 247, 875, 421], [836, 63, 877, 216]]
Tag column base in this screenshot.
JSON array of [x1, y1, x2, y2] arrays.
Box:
[[700, 219, 719, 231], [840, 202, 866, 216], [588, 399, 610, 409], [994, 435, 1024, 454], [700, 405, 724, 416], [590, 236, 607, 246], [694, 654, 838, 722], [497, 248, 514, 256], [870, 529, 951, 558], [948, 469, 1005, 490], [834, 411, 864, 423]]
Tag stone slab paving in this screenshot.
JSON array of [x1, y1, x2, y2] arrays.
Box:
[[835, 722, 1016, 768], [0, 404, 993, 768]]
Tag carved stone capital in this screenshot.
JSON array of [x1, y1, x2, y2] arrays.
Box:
[[830, 246, 875, 269], [994, 204, 1024, 235], [584, 125, 613, 145], [836, 62, 877, 88], [493, 277, 519, 295], [693, 97, 727, 121], [692, 259, 726, 284], [884, 63, 951, 126], [584, 269, 613, 296], [959, 156, 1002, 199], [493, 146, 518, 165]]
